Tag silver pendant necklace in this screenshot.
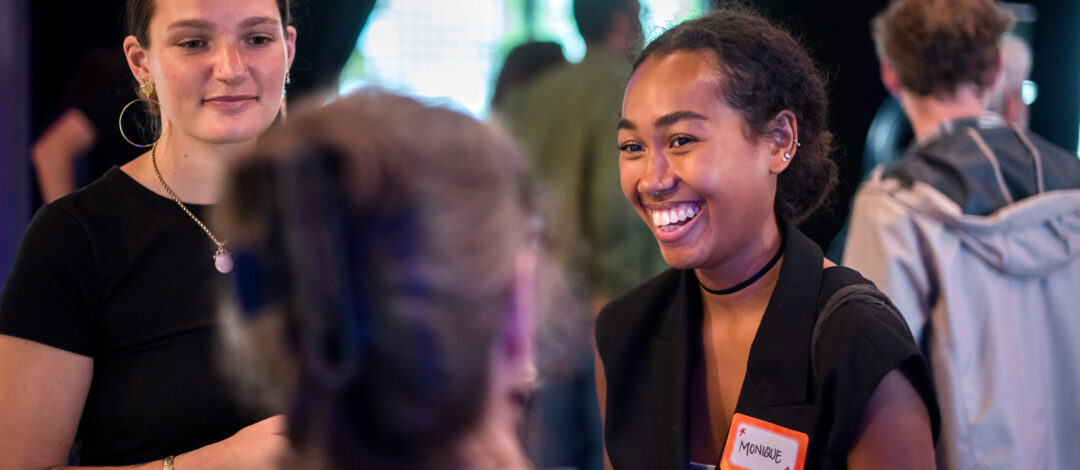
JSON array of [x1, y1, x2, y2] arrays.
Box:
[[151, 143, 233, 273]]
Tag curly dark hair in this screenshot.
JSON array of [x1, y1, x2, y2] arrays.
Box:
[[632, 7, 837, 224], [872, 0, 1013, 97]]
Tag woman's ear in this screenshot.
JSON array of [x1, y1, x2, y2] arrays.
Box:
[[123, 35, 151, 84], [769, 110, 799, 174], [285, 25, 298, 71]]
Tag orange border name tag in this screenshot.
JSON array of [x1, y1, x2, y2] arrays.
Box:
[[719, 413, 809, 470]]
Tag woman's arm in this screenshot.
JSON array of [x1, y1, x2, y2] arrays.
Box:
[[0, 335, 93, 469], [0, 335, 289, 470], [846, 369, 935, 469]]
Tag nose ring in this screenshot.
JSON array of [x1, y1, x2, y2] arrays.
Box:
[[649, 179, 672, 199]]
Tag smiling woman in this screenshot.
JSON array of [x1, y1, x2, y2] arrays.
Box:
[[596, 8, 941, 470], [0, 0, 296, 468]]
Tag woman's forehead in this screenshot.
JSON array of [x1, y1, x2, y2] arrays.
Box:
[[149, 0, 281, 32], [623, 51, 727, 123]]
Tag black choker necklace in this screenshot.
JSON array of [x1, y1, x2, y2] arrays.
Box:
[[699, 237, 786, 295]]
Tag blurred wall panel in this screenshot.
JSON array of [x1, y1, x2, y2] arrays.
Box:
[[0, 0, 31, 284], [1028, 0, 1080, 153]]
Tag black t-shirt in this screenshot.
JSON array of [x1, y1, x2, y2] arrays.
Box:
[[0, 168, 267, 465], [595, 222, 939, 469]]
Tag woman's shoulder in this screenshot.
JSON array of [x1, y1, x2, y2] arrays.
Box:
[[52, 167, 134, 209], [596, 268, 686, 351], [599, 269, 683, 321], [810, 267, 941, 449], [50, 167, 180, 228]]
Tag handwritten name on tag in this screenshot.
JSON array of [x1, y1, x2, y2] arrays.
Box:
[[720, 413, 808, 470]]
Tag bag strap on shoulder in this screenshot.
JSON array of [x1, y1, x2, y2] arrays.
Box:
[[810, 273, 909, 382]]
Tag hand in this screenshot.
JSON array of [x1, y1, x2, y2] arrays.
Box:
[[176, 415, 292, 470]]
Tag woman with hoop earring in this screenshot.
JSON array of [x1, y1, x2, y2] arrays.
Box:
[[0, 0, 296, 468]]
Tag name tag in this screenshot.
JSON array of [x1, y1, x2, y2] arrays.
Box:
[[720, 413, 808, 470]]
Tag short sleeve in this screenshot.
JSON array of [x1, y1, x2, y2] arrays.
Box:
[[812, 299, 941, 458], [0, 204, 98, 355]]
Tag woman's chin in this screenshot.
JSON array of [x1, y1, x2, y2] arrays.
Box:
[[196, 115, 277, 143], [197, 128, 265, 145], [658, 249, 700, 271]]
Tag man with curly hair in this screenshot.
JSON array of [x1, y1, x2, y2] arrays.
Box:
[[844, 1, 1080, 469]]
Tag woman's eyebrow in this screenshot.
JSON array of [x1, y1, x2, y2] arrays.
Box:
[[618, 111, 710, 132], [167, 19, 214, 31], [166, 16, 279, 32], [654, 110, 708, 128], [240, 16, 280, 28]]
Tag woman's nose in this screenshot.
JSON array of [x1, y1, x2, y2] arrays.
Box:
[[214, 43, 247, 83], [639, 151, 675, 199]]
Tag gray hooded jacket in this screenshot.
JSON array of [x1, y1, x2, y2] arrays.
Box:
[[844, 116, 1080, 470]]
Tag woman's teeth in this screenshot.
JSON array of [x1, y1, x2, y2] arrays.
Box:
[[652, 204, 699, 230]]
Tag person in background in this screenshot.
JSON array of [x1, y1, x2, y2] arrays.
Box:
[[985, 34, 1033, 128], [31, 51, 141, 203], [0, 0, 296, 467], [598, 8, 938, 469], [491, 41, 567, 110], [498, 0, 661, 306], [843, 1, 1080, 468], [215, 91, 566, 470]]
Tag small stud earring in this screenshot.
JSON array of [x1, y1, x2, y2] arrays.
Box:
[[782, 152, 792, 162], [139, 79, 155, 99]]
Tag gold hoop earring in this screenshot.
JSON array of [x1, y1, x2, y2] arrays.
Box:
[[118, 98, 168, 148], [119, 79, 167, 148]]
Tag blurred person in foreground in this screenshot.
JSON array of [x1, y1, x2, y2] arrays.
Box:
[[844, 1, 1080, 469], [598, 8, 938, 469], [492, 39, 607, 470], [985, 34, 1033, 128], [217, 91, 578, 469]]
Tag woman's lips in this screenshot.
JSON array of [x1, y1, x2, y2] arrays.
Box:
[[204, 95, 256, 110], [647, 202, 703, 241]]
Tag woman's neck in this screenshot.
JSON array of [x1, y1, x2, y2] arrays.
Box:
[[694, 219, 784, 316], [123, 129, 255, 205]]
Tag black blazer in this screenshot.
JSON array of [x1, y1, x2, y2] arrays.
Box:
[[595, 222, 938, 469]]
